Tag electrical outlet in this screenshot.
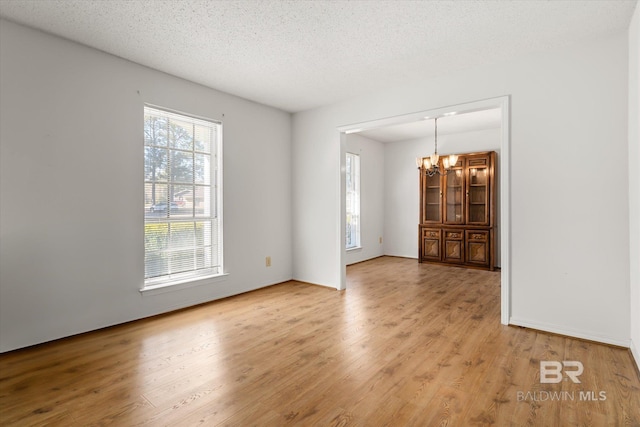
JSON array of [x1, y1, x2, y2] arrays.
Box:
[[265, 256, 271, 267]]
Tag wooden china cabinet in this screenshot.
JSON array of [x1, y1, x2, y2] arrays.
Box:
[[418, 151, 496, 270]]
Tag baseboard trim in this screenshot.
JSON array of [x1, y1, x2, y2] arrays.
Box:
[[631, 339, 640, 378], [345, 255, 387, 266], [509, 317, 629, 348]]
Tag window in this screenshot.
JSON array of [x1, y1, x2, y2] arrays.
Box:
[[346, 152, 361, 249], [143, 106, 222, 288]]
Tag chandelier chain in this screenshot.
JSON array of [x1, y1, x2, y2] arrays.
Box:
[[434, 118, 438, 155]]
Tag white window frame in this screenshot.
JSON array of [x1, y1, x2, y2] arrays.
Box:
[[143, 105, 223, 290], [346, 152, 361, 250]]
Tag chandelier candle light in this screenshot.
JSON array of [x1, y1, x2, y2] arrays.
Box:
[[416, 117, 458, 176]]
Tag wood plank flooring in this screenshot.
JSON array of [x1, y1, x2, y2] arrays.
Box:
[[1, 256, 639, 426]]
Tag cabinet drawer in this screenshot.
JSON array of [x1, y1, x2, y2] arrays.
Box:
[[422, 228, 441, 239], [467, 231, 488, 241], [444, 230, 463, 240]]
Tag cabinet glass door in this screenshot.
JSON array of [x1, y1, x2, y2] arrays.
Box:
[[444, 167, 464, 224], [467, 163, 489, 224], [422, 172, 441, 222]]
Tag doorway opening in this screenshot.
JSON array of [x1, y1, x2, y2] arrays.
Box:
[[338, 96, 510, 324]]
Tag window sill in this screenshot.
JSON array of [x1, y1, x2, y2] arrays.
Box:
[[140, 273, 229, 296], [346, 246, 362, 252]]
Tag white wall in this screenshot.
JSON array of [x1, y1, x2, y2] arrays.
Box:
[[292, 33, 630, 345], [0, 20, 292, 353], [383, 129, 500, 263], [383, 138, 422, 259], [345, 134, 384, 265], [628, 2, 640, 369]]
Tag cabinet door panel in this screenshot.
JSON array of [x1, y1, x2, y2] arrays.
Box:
[[443, 230, 464, 263], [465, 230, 489, 266], [421, 228, 441, 261]]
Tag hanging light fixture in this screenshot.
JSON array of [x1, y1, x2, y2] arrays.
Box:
[[415, 117, 458, 176]]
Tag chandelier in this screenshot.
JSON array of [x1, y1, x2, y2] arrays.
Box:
[[415, 117, 458, 177]]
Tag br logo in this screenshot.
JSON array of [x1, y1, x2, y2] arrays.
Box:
[[540, 361, 584, 383]]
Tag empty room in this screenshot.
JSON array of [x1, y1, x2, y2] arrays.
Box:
[[1, 1, 639, 425]]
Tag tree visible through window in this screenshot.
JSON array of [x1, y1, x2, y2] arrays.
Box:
[[346, 152, 360, 249], [144, 106, 222, 288]]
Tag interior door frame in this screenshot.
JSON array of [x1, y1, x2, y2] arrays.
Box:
[[338, 95, 511, 325]]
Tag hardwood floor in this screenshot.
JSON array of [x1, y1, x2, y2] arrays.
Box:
[[1, 256, 639, 426]]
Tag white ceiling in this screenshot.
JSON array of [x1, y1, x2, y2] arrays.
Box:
[[357, 108, 502, 143], [0, 1, 637, 113]]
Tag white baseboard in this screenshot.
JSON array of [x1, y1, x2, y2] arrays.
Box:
[[631, 339, 640, 373], [509, 317, 629, 348]]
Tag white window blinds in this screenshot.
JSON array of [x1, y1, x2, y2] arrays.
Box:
[[346, 152, 361, 249], [143, 106, 222, 288]]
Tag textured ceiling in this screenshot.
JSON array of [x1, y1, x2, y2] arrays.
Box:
[[0, 0, 637, 112]]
